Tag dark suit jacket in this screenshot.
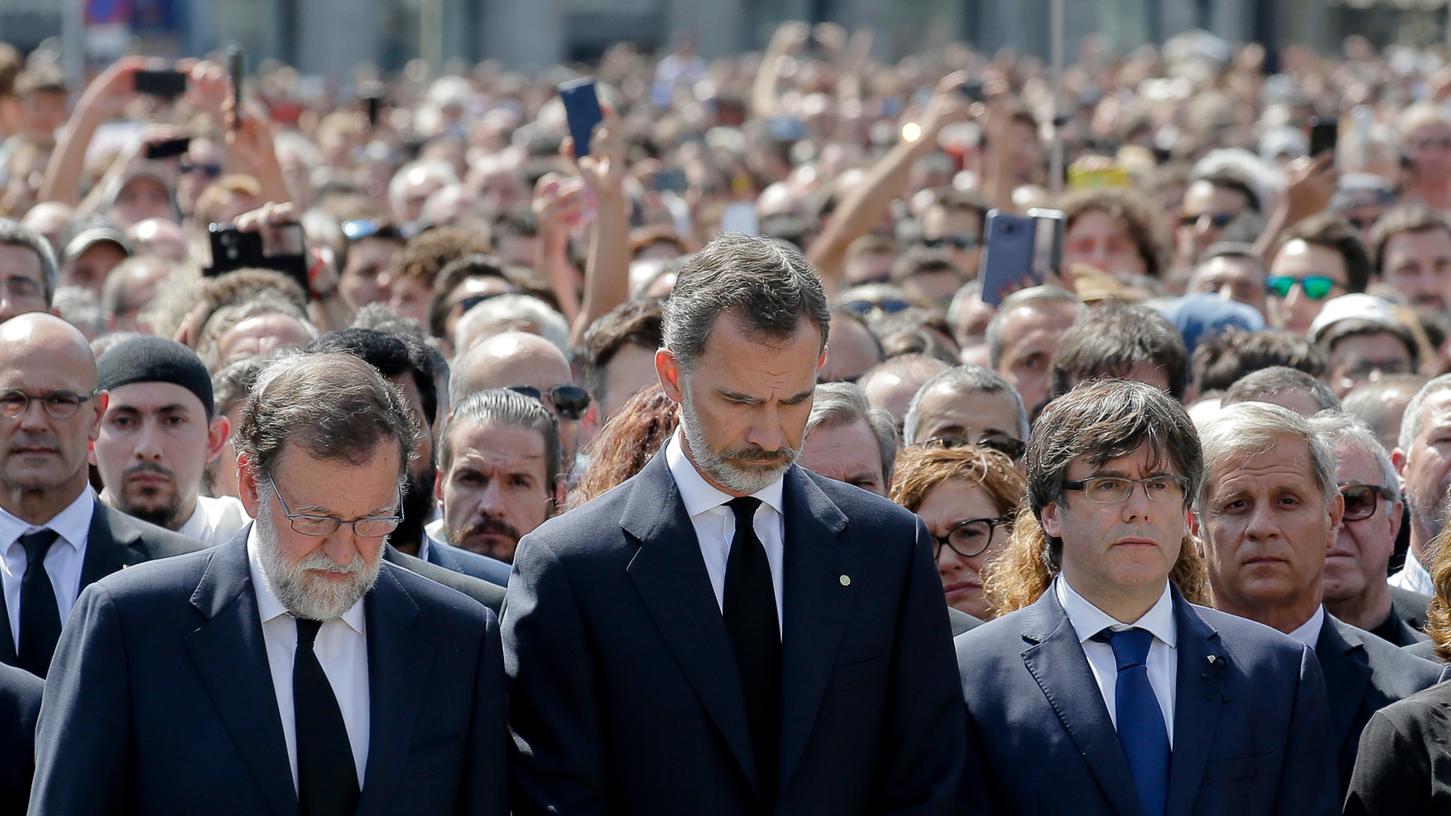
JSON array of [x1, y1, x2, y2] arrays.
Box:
[[503, 453, 964, 815], [0, 498, 203, 674], [385, 543, 505, 614], [955, 586, 1338, 816], [1315, 614, 1444, 798], [0, 662, 41, 814], [1344, 680, 1451, 815], [29, 528, 509, 816], [1392, 585, 1432, 632], [424, 536, 511, 587]]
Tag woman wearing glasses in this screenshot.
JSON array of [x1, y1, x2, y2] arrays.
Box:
[[890, 445, 1023, 620]]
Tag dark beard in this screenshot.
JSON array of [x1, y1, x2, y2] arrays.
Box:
[[125, 502, 183, 530], [391, 462, 437, 553]]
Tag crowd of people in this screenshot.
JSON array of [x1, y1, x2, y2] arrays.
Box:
[[2, 19, 1451, 814]]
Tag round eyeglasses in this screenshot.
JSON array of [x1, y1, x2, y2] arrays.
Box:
[[0, 389, 98, 420], [933, 515, 1014, 560]]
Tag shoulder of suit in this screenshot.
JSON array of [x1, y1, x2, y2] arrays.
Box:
[[101, 505, 208, 556], [380, 559, 497, 626], [1391, 585, 1432, 618], [1340, 619, 1446, 689], [803, 469, 920, 528], [0, 661, 43, 706], [86, 545, 216, 600]]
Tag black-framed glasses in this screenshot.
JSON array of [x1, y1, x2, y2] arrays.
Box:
[[1340, 483, 1398, 522], [933, 515, 1014, 560], [508, 384, 592, 421], [922, 433, 1026, 461], [922, 234, 980, 251], [0, 389, 98, 420], [1062, 475, 1189, 504], [265, 471, 402, 538]]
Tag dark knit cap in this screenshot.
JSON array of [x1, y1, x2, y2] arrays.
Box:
[[97, 335, 214, 416]]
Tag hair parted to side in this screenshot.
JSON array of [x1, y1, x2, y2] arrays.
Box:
[[235, 352, 420, 478], [662, 233, 830, 371], [807, 381, 899, 481], [441, 388, 562, 490], [1196, 401, 1339, 514], [1026, 378, 1204, 573]]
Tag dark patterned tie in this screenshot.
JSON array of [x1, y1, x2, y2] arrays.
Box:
[[16, 529, 61, 677], [293, 617, 360, 815], [723, 496, 780, 804]]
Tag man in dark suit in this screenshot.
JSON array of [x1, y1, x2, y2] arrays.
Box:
[[30, 353, 508, 815], [957, 380, 1338, 815], [504, 234, 964, 814], [0, 662, 41, 813], [1195, 405, 1443, 796], [0, 313, 200, 677]]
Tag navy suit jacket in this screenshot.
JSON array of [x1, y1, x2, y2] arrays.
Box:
[[386, 543, 505, 614], [0, 498, 203, 672], [0, 662, 41, 814], [503, 452, 965, 815], [955, 586, 1338, 816], [29, 528, 509, 816], [1315, 614, 1444, 798], [424, 535, 512, 587]]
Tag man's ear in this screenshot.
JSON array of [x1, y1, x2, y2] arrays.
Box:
[[205, 415, 231, 463], [237, 452, 262, 518], [656, 348, 684, 403], [1040, 500, 1063, 540]]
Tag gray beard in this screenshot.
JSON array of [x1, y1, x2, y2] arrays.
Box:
[[1406, 482, 1451, 563], [254, 505, 383, 620], [679, 384, 798, 495]]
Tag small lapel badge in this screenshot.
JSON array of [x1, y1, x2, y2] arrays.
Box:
[[839, 575, 851, 587]]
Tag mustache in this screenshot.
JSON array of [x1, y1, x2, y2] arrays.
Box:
[[296, 551, 363, 574], [721, 445, 792, 466], [458, 516, 521, 543], [125, 461, 174, 480]]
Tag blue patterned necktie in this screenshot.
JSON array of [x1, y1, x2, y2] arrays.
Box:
[[1098, 627, 1169, 816]]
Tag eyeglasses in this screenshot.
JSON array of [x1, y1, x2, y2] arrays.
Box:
[[449, 292, 505, 317], [178, 160, 222, 179], [508, 384, 592, 421], [1179, 212, 1236, 229], [266, 471, 402, 537], [1340, 483, 1398, 522], [922, 434, 1026, 461], [341, 219, 405, 243], [933, 515, 1014, 560], [922, 234, 980, 251], [1265, 274, 1338, 300], [1062, 475, 1189, 504], [0, 389, 98, 420], [842, 298, 913, 316]]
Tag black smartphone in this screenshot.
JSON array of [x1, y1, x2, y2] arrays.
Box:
[[206, 222, 313, 297], [133, 69, 187, 99], [1310, 116, 1338, 159], [558, 77, 603, 159], [958, 80, 986, 103], [364, 93, 382, 129], [143, 136, 191, 160], [205, 224, 264, 274], [653, 168, 688, 194], [227, 45, 245, 131]]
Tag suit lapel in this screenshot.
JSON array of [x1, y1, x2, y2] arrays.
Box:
[[1314, 616, 1371, 760], [0, 585, 13, 664], [1019, 590, 1142, 816], [184, 528, 298, 816], [623, 451, 761, 794], [777, 467, 851, 789], [78, 501, 142, 590], [1164, 593, 1226, 816], [356, 564, 432, 816]]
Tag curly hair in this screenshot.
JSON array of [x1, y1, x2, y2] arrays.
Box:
[[1059, 188, 1172, 279], [1426, 527, 1451, 662], [569, 384, 680, 509], [890, 445, 1025, 517], [386, 226, 491, 287]]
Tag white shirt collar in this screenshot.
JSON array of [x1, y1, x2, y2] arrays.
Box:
[[1055, 575, 1177, 649], [0, 487, 95, 552], [665, 430, 785, 519], [245, 524, 365, 635], [1285, 605, 1326, 649]]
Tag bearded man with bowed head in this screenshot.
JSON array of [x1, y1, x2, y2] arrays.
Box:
[[30, 353, 508, 816], [504, 233, 965, 815]]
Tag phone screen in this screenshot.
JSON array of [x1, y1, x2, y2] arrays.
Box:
[[134, 69, 187, 99], [558, 77, 603, 158]]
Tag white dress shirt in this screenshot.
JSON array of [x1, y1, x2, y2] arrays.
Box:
[[1055, 576, 1178, 746], [665, 431, 786, 635], [1285, 605, 1327, 650], [177, 494, 251, 547], [1389, 553, 1435, 597], [246, 526, 371, 789], [0, 489, 94, 649]]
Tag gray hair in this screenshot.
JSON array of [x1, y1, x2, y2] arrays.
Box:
[[662, 233, 830, 372], [0, 218, 58, 304], [1222, 366, 1341, 413], [99, 255, 173, 319], [441, 388, 562, 490], [1309, 410, 1399, 491], [806, 381, 899, 480], [452, 293, 571, 358], [902, 364, 1029, 446], [1398, 373, 1451, 453], [1196, 402, 1339, 513], [52, 286, 103, 338], [235, 352, 420, 478], [197, 296, 318, 371], [211, 354, 272, 418], [985, 286, 1081, 368]]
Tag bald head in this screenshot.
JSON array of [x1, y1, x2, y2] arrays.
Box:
[[450, 331, 571, 409], [0, 312, 96, 384]]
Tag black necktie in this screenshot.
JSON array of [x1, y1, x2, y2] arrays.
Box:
[[17, 529, 60, 677], [723, 496, 780, 801], [293, 618, 359, 816]]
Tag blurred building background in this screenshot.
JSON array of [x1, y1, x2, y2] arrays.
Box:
[[2, 0, 1449, 77]]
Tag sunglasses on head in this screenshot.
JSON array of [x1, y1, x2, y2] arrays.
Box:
[[341, 219, 405, 243], [1340, 483, 1398, 522], [1265, 274, 1337, 300], [922, 234, 980, 251], [1179, 212, 1236, 229], [508, 384, 592, 421]]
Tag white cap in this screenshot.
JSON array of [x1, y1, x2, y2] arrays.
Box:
[[1307, 293, 1402, 343]]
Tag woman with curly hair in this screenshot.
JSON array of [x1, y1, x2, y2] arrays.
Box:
[[568, 383, 679, 509], [890, 445, 1023, 620]]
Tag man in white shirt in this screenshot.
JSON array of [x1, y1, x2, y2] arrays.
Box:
[[91, 334, 247, 547], [1389, 373, 1451, 595], [31, 352, 508, 815], [956, 378, 1337, 816], [0, 314, 198, 678], [1197, 402, 1443, 798]]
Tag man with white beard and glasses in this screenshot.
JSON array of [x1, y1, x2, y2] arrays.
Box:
[[1390, 374, 1451, 597], [504, 233, 963, 815], [31, 353, 509, 816]]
